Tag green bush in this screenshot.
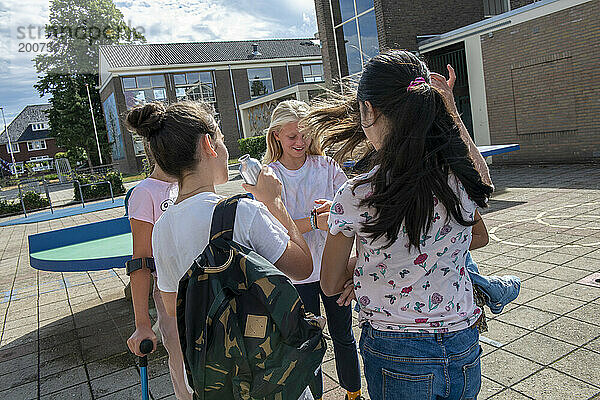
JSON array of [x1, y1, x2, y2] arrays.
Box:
[[238, 135, 267, 160], [0, 191, 50, 216], [74, 170, 126, 202]]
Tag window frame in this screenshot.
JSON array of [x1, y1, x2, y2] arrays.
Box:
[[27, 140, 47, 151], [7, 143, 20, 154], [302, 63, 325, 83], [247, 67, 274, 99]]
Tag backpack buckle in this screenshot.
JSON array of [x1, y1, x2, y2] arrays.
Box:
[[193, 254, 206, 274]]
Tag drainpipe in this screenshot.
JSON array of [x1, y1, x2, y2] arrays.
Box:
[[228, 65, 242, 138]]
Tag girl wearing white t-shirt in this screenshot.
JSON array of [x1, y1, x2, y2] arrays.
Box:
[[264, 100, 363, 400], [125, 100, 313, 397], [125, 163, 193, 400], [310, 51, 494, 400]]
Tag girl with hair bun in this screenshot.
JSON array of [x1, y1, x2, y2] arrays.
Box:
[[312, 50, 494, 400], [125, 101, 314, 396], [124, 107, 192, 399]]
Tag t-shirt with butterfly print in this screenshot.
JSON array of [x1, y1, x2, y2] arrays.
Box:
[[328, 165, 481, 333]]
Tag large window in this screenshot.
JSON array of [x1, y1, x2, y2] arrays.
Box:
[[302, 64, 324, 82], [333, 0, 378, 77], [122, 74, 167, 109], [247, 68, 274, 98], [27, 140, 47, 151], [6, 143, 19, 154], [174, 71, 216, 103]]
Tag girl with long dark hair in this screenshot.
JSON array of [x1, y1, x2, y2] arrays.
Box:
[[314, 50, 494, 400]]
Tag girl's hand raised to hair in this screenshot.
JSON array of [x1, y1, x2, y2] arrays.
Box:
[[431, 64, 458, 115], [242, 165, 282, 205]]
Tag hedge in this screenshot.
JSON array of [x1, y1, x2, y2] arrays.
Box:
[[73, 170, 126, 202], [238, 135, 266, 161], [0, 191, 50, 216]]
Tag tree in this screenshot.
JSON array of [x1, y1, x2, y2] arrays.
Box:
[[34, 0, 145, 167]]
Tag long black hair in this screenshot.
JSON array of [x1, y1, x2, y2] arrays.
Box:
[[306, 50, 493, 250]]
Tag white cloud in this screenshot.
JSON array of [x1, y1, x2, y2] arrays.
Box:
[[0, 0, 317, 125]]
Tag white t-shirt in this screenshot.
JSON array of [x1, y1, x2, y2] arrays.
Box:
[[153, 192, 290, 293], [269, 155, 347, 284], [127, 177, 178, 225], [328, 166, 481, 333]]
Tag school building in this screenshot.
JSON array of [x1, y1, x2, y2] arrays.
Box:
[[98, 39, 324, 174], [314, 0, 599, 164]]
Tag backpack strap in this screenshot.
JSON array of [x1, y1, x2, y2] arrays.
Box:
[[191, 194, 251, 273], [209, 194, 251, 242]]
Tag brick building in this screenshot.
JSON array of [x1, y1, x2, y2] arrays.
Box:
[[0, 104, 64, 176], [98, 39, 323, 174], [314, 0, 599, 163]]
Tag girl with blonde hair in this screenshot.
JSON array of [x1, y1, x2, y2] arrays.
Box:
[[265, 99, 364, 400]]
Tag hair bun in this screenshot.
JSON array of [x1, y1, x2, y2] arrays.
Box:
[[125, 102, 166, 139]]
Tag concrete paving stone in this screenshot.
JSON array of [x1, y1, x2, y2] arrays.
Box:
[[542, 265, 591, 283], [90, 366, 139, 398], [521, 276, 570, 293], [484, 254, 527, 268], [552, 283, 600, 302], [148, 371, 176, 398], [495, 305, 559, 331], [563, 257, 600, 272], [551, 348, 600, 387], [525, 293, 587, 315], [502, 332, 577, 366], [39, 339, 80, 364], [0, 328, 37, 348], [512, 367, 599, 400], [87, 352, 136, 380], [156, 394, 177, 400], [322, 358, 338, 384], [480, 376, 505, 399], [40, 352, 83, 379], [487, 388, 532, 399], [322, 371, 339, 393], [147, 354, 171, 379], [39, 382, 93, 400], [584, 337, 600, 354], [0, 350, 37, 376], [537, 317, 599, 346], [2, 315, 38, 332], [585, 249, 600, 260], [481, 349, 542, 387], [73, 311, 112, 329], [39, 329, 78, 351], [492, 268, 536, 282], [483, 320, 531, 345], [510, 260, 555, 275], [38, 319, 76, 339], [94, 384, 142, 399], [83, 343, 128, 364], [39, 365, 88, 396], [0, 340, 37, 362], [0, 380, 37, 400], [565, 301, 600, 326]]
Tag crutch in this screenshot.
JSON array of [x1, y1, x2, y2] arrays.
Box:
[[139, 339, 154, 400]]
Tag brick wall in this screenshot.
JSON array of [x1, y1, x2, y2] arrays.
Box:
[[377, 0, 485, 50], [0, 138, 64, 164], [510, 0, 535, 10], [481, 1, 600, 163], [214, 70, 242, 158], [271, 66, 290, 90]]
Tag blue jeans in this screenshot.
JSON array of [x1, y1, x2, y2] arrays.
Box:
[[360, 323, 481, 400], [295, 282, 362, 398]]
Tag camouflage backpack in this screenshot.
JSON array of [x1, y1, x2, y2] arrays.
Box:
[[177, 194, 327, 400]]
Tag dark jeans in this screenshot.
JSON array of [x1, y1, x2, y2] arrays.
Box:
[[295, 281, 362, 398]]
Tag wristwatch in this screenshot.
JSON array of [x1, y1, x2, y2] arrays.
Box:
[[125, 257, 156, 275]]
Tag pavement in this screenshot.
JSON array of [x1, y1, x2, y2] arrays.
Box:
[[0, 164, 599, 399]]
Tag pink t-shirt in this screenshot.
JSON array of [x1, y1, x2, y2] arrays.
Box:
[[127, 177, 178, 225]]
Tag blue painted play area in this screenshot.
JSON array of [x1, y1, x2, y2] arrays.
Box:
[[0, 198, 125, 227]]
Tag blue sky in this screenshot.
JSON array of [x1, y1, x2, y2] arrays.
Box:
[[0, 0, 317, 125]]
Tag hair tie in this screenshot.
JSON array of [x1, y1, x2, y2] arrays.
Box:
[[407, 77, 427, 92]]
